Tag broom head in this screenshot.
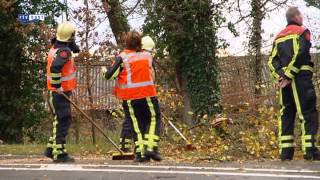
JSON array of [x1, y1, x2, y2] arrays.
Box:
[[111, 152, 135, 160]]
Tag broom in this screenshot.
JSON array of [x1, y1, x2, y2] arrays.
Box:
[[61, 93, 135, 160], [162, 113, 195, 150]]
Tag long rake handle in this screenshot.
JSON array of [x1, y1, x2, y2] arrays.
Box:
[[61, 93, 124, 154], [167, 120, 188, 141], [162, 113, 190, 144]]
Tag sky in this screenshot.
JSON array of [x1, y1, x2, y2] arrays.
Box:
[[58, 0, 320, 56], [220, 0, 320, 56]]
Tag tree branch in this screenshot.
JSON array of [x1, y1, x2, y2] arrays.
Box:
[[125, 0, 142, 16]]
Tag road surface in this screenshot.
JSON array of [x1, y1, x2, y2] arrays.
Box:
[[0, 156, 320, 180]]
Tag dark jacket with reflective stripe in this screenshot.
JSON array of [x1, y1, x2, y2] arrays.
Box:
[[47, 42, 75, 90], [104, 56, 123, 80], [268, 22, 312, 80]]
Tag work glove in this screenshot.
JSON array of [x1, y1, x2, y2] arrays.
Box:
[[69, 40, 80, 53], [101, 66, 107, 78], [55, 87, 64, 94]]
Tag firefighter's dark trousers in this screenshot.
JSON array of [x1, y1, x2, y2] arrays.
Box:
[[122, 97, 161, 157], [119, 116, 134, 150], [278, 71, 318, 158], [47, 91, 72, 160]]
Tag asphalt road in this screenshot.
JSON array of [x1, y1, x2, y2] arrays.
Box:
[[1, 162, 320, 180]]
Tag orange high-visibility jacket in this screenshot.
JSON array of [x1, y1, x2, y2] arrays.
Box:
[[114, 49, 157, 100], [46, 47, 76, 91]]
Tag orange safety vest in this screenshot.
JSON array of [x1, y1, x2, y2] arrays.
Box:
[[114, 49, 157, 100], [46, 47, 76, 91]]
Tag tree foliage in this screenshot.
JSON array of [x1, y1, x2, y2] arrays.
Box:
[[143, 0, 229, 119], [305, 0, 320, 8], [0, 0, 64, 142], [249, 0, 264, 95]]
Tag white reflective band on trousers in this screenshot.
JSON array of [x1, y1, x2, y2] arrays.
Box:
[[47, 72, 76, 81], [119, 52, 154, 89]]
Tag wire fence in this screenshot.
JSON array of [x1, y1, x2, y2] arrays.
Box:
[[72, 54, 320, 111], [220, 54, 320, 107], [219, 55, 276, 106], [56, 54, 320, 144], [75, 64, 120, 110]]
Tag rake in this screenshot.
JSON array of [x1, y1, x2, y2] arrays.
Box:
[[62, 93, 135, 160]]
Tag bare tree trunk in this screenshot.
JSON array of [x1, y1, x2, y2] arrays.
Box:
[[87, 73, 97, 144], [176, 65, 193, 125], [64, 0, 69, 21], [250, 0, 264, 97], [84, 0, 96, 144], [102, 0, 130, 45], [181, 77, 193, 126], [74, 97, 80, 144]]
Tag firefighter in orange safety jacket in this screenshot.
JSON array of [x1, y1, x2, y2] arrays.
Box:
[[44, 21, 80, 163], [101, 31, 162, 162], [108, 35, 157, 156]]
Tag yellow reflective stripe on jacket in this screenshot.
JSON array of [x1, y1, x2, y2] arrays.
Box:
[[283, 65, 313, 74], [284, 71, 295, 79], [270, 34, 313, 80], [50, 79, 62, 84], [282, 66, 295, 79], [110, 66, 121, 80], [50, 73, 62, 78], [285, 36, 300, 76], [275, 34, 300, 44], [290, 66, 300, 73], [300, 65, 313, 72], [271, 72, 280, 80], [268, 44, 279, 80], [48, 72, 75, 82]]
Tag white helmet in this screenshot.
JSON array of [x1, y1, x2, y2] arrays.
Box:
[[56, 21, 76, 42], [142, 36, 155, 51]]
